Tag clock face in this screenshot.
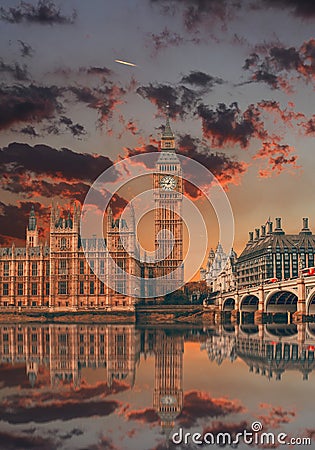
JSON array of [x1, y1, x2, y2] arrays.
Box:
[[161, 395, 177, 405], [160, 175, 177, 191]]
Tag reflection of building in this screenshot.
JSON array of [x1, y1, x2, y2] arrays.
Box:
[[0, 115, 184, 308], [201, 323, 315, 381], [153, 330, 184, 437], [0, 324, 140, 388], [201, 244, 237, 292]]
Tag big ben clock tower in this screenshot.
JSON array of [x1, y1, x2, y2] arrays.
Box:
[[153, 109, 183, 296]]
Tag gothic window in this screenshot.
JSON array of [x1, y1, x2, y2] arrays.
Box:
[[90, 260, 95, 274], [45, 262, 50, 276], [31, 283, 38, 296], [17, 283, 23, 296], [32, 262, 38, 276], [45, 283, 50, 296], [79, 281, 84, 294], [2, 283, 9, 295], [58, 281, 68, 295], [18, 262, 24, 276], [90, 281, 95, 295], [61, 237, 67, 249], [59, 259, 67, 275], [3, 262, 9, 277], [79, 260, 84, 274]]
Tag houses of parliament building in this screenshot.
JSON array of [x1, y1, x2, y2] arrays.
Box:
[[0, 116, 184, 310]]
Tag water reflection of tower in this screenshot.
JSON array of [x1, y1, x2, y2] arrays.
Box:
[[49, 325, 80, 387], [153, 330, 184, 438], [107, 325, 140, 388]]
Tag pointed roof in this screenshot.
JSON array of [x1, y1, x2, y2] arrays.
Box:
[[28, 205, 37, 231], [162, 104, 174, 139]]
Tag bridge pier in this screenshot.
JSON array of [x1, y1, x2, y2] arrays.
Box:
[[231, 292, 239, 322], [254, 285, 265, 322], [293, 278, 306, 322]]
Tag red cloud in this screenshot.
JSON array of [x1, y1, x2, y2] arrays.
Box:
[[178, 390, 245, 428], [254, 140, 299, 177], [258, 403, 296, 429]]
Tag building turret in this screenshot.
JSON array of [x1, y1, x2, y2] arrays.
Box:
[[26, 206, 39, 247]]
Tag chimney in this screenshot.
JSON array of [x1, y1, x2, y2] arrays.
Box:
[[300, 217, 311, 235], [249, 231, 254, 242], [255, 228, 260, 240], [274, 217, 285, 235], [261, 225, 266, 237], [275, 217, 282, 230], [268, 221, 273, 234]]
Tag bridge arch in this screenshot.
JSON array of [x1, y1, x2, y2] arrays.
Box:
[[222, 297, 235, 311], [306, 288, 315, 315], [265, 290, 298, 313], [265, 324, 298, 338], [240, 324, 259, 335], [240, 295, 259, 312]]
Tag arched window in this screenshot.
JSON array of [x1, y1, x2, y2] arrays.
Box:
[[61, 237, 66, 249]]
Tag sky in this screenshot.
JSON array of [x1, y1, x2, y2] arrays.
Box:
[[0, 0, 314, 261]]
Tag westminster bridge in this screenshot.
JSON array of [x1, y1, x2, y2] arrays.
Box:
[[210, 274, 315, 318]]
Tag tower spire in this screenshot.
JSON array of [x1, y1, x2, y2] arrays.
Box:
[[161, 103, 175, 151], [28, 205, 37, 231], [162, 103, 174, 139]]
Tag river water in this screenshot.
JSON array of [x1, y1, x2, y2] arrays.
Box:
[[0, 322, 314, 449]]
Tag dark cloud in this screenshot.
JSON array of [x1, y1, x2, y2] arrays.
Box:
[[86, 66, 112, 76], [19, 125, 39, 137], [243, 40, 315, 91], [126, 407, 159, 424], [147, 27, 184, 54], [2, 399, 119, 424], [151, 0, 315, 33], [178, 134, 248, 189], [254, 140, 299, 178], [0, 430, 55, 450], [18, 40, 35, 57], [0, 142, 115, 183], [0, 201, 50, 244], [197, 102, 267, 149], [0, 58, 29, 81], [137, 83, 200, 118], [0, 84, 62, 131], [150, 0, 237, 31], [69, 84, 126, 126], [181, 71, 224, 93], [300, 115, 315, 135], [178, 390, 245, 428], [0, 0, 77, 25], [255, 0, 315, 18], [55, 116, 87, 138]]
